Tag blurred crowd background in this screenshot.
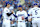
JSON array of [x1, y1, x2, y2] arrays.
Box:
[[0, 0, 40, 27], [0, 0, 40, 12]]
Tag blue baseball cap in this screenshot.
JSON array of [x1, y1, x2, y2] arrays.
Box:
[[33, 3, 38, 5], [6, 2, 11, 5], [18, 5, 22, 7]]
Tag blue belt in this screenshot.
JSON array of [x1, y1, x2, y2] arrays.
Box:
[[6, 18, 12, 21], [32, 17, 40, 18]]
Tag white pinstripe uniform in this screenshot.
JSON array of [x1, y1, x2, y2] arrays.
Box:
[[2, 7, 14, 27], [16, 10, 27, 27], [28, 7, 40, 27]]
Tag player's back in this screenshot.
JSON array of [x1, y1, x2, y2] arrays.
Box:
[[30, 7, 40, 17]]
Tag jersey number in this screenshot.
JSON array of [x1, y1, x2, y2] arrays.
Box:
[[35, 10, 38, 15]]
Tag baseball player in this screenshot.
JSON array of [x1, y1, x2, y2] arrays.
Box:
[[2, 3, 14, 27], [13, 5, 28, 27], [28, 3, 40, 27]]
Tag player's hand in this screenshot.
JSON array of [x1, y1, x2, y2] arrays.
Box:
[[11, 21, 13, 24], [28, 18, 32, 22], [11, 10, 14, 14], [22, 16, 24, 20], [16, 21, 18, 24]]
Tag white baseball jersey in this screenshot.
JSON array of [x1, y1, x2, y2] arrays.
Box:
[[3, 7, 11, 20], [28, 7, 40, 18], [2, 7, 11, 27], [16, 10, 27, 21]]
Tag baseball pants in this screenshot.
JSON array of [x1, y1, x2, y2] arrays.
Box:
[[18, 21, 26, 27], [2, 19, 10, 27], [32, 18, 40, 27]]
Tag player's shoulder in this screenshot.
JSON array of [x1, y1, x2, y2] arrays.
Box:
[[29, 8, 33, 11], [22, 10, 27, 13], [16, 10, 26, 13], [4, 7, 7, 9], [16, 11, 20, 13], [31, 8, 36, 10], [4, 7, 8, 11], [4, 7, 7, 10], [22, 10, 26, 12]]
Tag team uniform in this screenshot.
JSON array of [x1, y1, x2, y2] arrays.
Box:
[[28, 7, 40, 27], [16, 10, 27, 27], [2, 7, 14, 27]]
